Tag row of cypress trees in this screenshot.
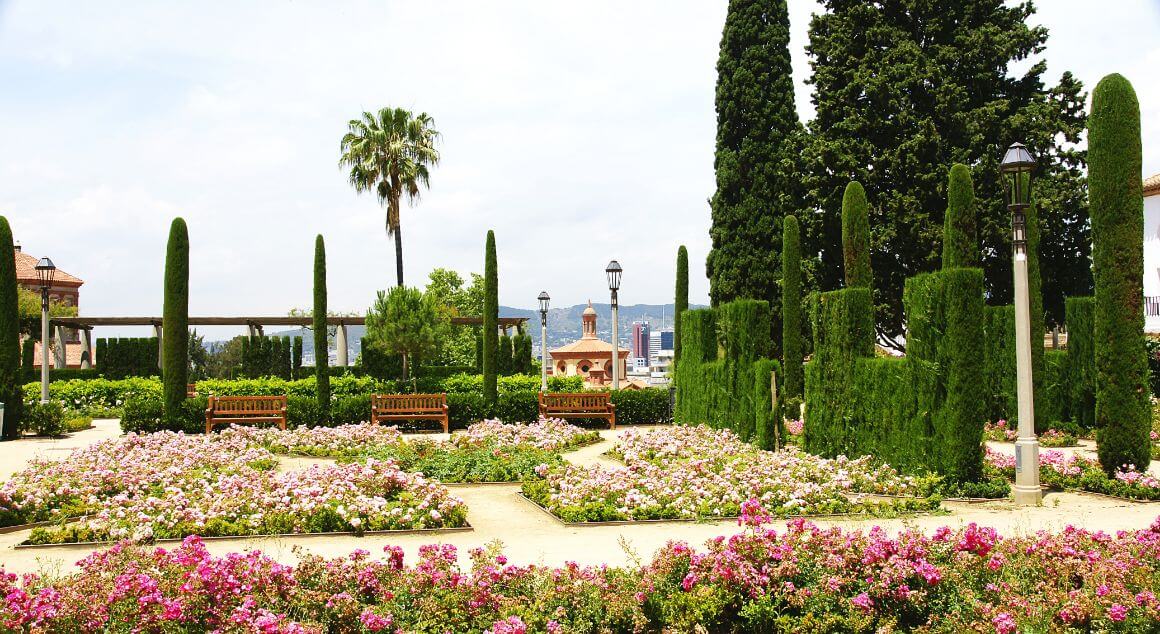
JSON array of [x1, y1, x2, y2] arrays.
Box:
[[0, 218, 21, 440]]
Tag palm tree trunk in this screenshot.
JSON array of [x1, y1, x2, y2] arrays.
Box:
[[394, 225, 404, 287]]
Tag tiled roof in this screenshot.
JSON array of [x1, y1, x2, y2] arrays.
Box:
[[551, 338, 619, 354], [14, 250, 84, 287], [30, 341, 91, 369], [1146, 173, 1160, 197]]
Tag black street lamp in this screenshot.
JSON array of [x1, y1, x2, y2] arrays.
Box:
[[1000, 141, 1041, 505], [34, 257, 56, 404], [605, 260, 622, 390], [538, 291, 550, 392]]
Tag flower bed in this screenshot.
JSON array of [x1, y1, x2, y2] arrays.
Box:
[[4, 513, 1160, 631], [984, 420, 1079, 447], [986, 446, 1160, 500], [525, 426, 938, 522], [0, 431, 467, 544]]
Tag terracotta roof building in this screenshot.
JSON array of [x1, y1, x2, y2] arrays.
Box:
[[548, 301, 629, 387], [15, 245, 86, 368]]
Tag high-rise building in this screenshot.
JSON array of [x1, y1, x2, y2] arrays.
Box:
[[632, 321, 650, 363]]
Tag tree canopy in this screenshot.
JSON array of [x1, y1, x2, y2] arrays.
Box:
[[365, 286, 450, 381]]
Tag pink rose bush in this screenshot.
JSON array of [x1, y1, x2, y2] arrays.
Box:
[[221, 422, 406, 457], [525, 425, 935, 522], [0, 431, 467, 544], [452, 417, 601, 451], [985, 446, 1160, 500], [4, 514, 1160, 631]]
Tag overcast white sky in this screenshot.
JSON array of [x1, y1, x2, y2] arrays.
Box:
[[1, 1, 1157, 338]]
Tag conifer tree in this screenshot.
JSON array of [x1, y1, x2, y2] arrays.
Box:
[[1088, 73, 1149, 474], [483, 231, 498, 406], [941, 164, 978, 269], [674, 246, 688, 366], [841, 182, 871, 289], [781, 215, 802, 400], [162, 218, 189, 426], [314, 235, 330, 421], [0, 218, 21, 440]]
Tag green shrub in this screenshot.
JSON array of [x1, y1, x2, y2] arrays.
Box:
[[1066, 297, 1096, 427], [752, 358, 782, 450], [781, 215, 802, 400], [609, 388, 672, 425], [1089, 74, 1150, 474], [497, 334, 513, 376], [63, 415, 93, 433], [0, 217, 20, 441], [95, 337, 159, 379], [24, 401, 65, 437], [982, 306, 1017, 423], [120, 395, 166, 434]]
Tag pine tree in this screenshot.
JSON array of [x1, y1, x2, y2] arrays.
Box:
[[841, 182, 871, 289], [483, 231, 498, 406], [706, 0, 802, 356], [805, 1, 1089, 343], [1089, 73, 1149, 474], [942, 164, 978, 269], [674, 246, 689, 366], [162, 218, 189, 426], [781, 215, 802, 401], [314, 235, 330, 421], [0, 218, 21, 440]]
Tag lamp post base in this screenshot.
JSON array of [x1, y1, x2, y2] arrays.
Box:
[[1012, 484, 1043, 505], [1013, 437, 1042, 505]]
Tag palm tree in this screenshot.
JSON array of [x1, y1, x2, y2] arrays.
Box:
[[340, 107, 440, 287]]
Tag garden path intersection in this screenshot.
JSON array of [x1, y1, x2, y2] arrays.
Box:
[[0, 421, 1158, 577]]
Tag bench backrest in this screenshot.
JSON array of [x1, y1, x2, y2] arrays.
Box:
[[209, 395, 287, 415], [540, 392, 611, 410], [372, 393, 447, 412]]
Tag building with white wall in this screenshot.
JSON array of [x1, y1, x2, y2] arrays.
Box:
[[1143, 173, 1160, 331]]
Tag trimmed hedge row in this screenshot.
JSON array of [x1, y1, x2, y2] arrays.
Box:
[[119, 386, 671, 433], [674, 301, 783, 449], [240, 336, 303, 379], [95, 337, 158, 379]]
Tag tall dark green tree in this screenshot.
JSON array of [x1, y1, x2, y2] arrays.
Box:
[[0, 218, 21, 440], [674, 246, 688, 366], [781, 215, 802, 401], [706, 0, 803, 355], [482, 230, 498, 406], [1088, 74, 1149, 474], [314, 235, 330, 421], [162, 218, 189, 425], [942, 164, 978, 269], [1027, 190, 1046, 433], [805, 1, 1089, 344], [841, 182, 871, 289]]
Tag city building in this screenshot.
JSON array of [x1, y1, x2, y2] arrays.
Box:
[[547, 301, 629, 386], [631, 321, 650, 367], [16, 245, 87, 369], [1144, 173, 1160, 332], [649, 329, 675, 367]]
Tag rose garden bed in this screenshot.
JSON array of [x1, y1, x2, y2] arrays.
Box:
[[985, 446, 1160, 501], [522, 425, 942, 523]]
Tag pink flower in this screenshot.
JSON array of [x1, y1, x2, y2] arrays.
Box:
[[359, 609, 394, 631], [993, 612, 1016, 634], [681, 573, 697, 591], [1108, 603, 1129, 622], [851, 592, 873, 611]]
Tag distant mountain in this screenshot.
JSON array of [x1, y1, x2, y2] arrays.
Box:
[[222, 303, 701, 363]]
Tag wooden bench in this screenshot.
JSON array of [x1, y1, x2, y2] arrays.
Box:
[[187, 383, 198, 398], [371, 394, 449, 433], [538, 392, 616, 429], [205, 395, 287, 434]]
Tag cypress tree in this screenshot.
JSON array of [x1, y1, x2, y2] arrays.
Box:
[[483, 230, 498, 406], [781, 215, 802, 400], [0, 218, 21, 440], [706, 0, 802, 350], [1027, 191, 1047, 432], [314, 235, 330, 421], [1089, 73, 1149, 474], [842, 181, 872, 289], [941, 164, 978, 269], [162, 218, 189, 426], [497, 334, 513, 376], [674, 245, 688, 366]]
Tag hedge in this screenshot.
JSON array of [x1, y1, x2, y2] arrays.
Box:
[[0, 216, 20, 440], [982, 305, 1017, 424], [674, 245, 688, 365], [240, 336, 303, 379], [781, 215, 802, 406], [95, 338, 159, 378], [1066, 297, 1096, 428]]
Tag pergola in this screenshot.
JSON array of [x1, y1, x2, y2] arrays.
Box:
[[48, 315, 529, 369]]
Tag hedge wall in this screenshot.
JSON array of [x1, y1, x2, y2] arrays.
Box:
[[240, 336, 303, 379], [805, 271, 985, 482], [674, 301, 781, 445], [982, 306, 1017, 424], [95, 338, 159, 378]]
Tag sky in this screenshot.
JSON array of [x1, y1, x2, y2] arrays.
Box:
[[1, 1, 1158, 340]]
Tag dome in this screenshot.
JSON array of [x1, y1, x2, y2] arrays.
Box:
[[583, 300, 596, 316]]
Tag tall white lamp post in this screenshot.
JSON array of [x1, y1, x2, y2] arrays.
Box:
[[35, 257, 57, 404], [605, 260, 622, 390], [1002, 142, 1042, 505], [538, 291, 550, 393]]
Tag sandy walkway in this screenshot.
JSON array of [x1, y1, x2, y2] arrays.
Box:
[[0, 425, 1157, 577]]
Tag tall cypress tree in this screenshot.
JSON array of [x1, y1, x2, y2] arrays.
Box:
[[162, 218, 189, 425], [314, 235, 330, 421], [1089, 73, 1149, 474], [674, 245, 688, 366], [483, 230, 498, 406], [781, 215, 802, 401], [942, 164, 978, 269], [805, 1, 1089, 342], [841, 181, 872, 289], [1027, 190, 1047, 433], [706, 0, 802, 355], [0, 218, 21, 440]]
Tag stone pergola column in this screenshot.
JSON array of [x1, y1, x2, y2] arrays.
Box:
[[336, 323, 348, 366], [154, 323, 163, 370], [79, 328, 93, 369], [53, 324, 68, 369]]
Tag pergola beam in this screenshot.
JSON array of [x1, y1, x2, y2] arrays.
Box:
[[50, 316, 528, 328]]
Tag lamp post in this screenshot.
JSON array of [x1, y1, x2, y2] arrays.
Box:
[[605, 261, 622, 390], [538, 291, 550, 393], [1001, 142, 1042, 505], [35, 257, 56, 405]]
